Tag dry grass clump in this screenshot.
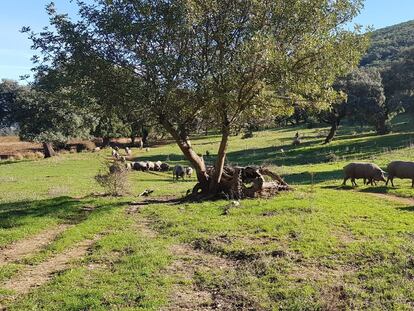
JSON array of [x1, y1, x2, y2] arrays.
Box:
[[13, 153, 24, 161], [59, 149, 70, 155], [95, 161, 130, 196], [24, 152, 37, 160], [24, 151, 45, 160], [35, 151, 45, 159], [48, 185, 70, 197]]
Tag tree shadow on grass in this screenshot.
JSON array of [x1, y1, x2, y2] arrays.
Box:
[[358, 186, 390, 194], [0, 160, 22, 166], [397, 206, 414, 212], [321, 184, 392, 193], [0, 196, 126, 229], [321, 185, 353, 190], [284, 169, 343, 185]]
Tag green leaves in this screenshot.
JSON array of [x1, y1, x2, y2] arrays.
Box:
[[24, 0, 369, 152]]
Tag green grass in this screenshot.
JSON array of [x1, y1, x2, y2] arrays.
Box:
[[1, 115, 414, 310]]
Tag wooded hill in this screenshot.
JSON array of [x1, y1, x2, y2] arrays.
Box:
[[361, 20, 414, 68]]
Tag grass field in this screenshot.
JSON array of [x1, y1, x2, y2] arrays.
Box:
[[1, 116, 414, 310]]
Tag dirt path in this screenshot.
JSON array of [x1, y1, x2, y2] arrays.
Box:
[[1, 236, 100, 295], [366, 192, 414, 205], [161, 243, 235, 311], [127, 204, 236, 310], [0, 224, 72, 266]]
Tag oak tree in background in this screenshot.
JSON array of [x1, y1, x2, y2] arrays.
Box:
[[0, 79, 23, 130], [345, 68, 388, 134], [0, 77, 96, 157], [322, 67, 388, 143], [26, 0, 368, 196], [382, 47, 414, 117]]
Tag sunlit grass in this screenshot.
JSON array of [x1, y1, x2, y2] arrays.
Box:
[[1, 116, 414, 309]]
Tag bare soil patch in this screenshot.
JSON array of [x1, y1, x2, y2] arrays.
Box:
[[0, 224, 72, 266], [126, 207, 239, 310], [1, 235, 100, 295], [289, 262, 357, 311], [162, 243, 235, 311]]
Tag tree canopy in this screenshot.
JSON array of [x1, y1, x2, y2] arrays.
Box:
[[24, 0, 368, 196]]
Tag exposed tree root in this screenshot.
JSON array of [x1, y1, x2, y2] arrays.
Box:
[[188, 166, 292, 201]]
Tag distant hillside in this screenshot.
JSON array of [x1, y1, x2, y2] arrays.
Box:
[[360, 20, 414, 68]]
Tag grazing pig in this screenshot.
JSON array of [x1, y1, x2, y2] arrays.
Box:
[[125, 147, 132, 156], [342, 162, 386, 187], [146, 161, 155, 171], [160, 162, 170, 172], [154, 161, 162, 171], [125, 162, 133, 170], [185, 167, 193, 178], [133, 161, 147, 171], [173, 165, 185, 180], [386, 161, 414, 187]]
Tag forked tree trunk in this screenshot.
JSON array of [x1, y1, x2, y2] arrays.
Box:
[[161, 117, 291, 200], [42, 142, 56, 158], [209, 123, 230, 194]]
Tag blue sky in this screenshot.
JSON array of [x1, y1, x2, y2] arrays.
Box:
[[0, 0, 413, 81]]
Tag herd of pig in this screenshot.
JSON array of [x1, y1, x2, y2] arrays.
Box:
[[343, 161, 414, 187], [111, 147, 193, 181]]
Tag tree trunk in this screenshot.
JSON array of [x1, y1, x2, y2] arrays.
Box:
[[130, 136, 136, 146], [324, 119, 339, 144], [375, 116, 390, 135], [209, 123, 230, 194], [141, 126, 149, 147], [160, 118, 209, 192], [42, 142, 56, 158], [102, 137, 110, 147]]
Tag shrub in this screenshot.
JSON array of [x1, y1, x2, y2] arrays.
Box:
[[325, 151, 339, 163], [34, 151, 45, 159], [242, 130, 254, 139], [24, 152, 37, 160], [95, 161, 130, 196], [13, 153, 24, 161]]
